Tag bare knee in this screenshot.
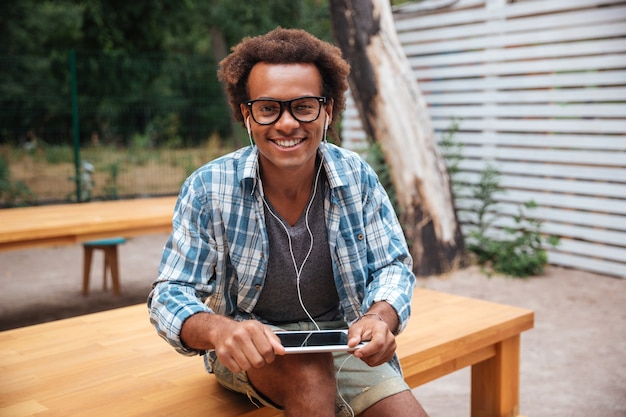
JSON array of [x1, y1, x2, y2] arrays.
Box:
[[248, 352, 336, 413], [358, 390, 429, 417]]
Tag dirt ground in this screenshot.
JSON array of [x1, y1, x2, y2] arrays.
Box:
[[1, 233, 624, 417]]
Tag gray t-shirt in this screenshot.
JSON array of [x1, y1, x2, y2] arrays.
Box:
[[253, 170, 340, 324]]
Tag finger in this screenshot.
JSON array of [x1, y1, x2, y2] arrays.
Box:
[[218, 351, 243, 374], [219, 322, 275, 371], [265, 329, 286, 355], [348, 334, 362, 348], [246, 324, 283, 367], [353, 329, 396, 364], [355, 345, 390, 367], [218, 341, 259, 371], [347, 324, 372, 347]]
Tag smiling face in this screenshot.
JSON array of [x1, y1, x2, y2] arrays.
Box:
[[241, 62, 332, 178]]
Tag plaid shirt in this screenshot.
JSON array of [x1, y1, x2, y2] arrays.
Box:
[[148, 143, 415, 357]]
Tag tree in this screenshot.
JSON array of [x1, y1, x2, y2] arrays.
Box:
[[0, 0, 333, 147], [330, 0, 465, 275], [0, 0, 85, 145]]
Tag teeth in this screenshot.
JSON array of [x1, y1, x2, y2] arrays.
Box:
[[275, 138, 303, 148]]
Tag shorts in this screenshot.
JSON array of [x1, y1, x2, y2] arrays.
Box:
[[208, 319, 410, 417]]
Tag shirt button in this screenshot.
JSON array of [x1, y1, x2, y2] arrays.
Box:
[[259, 253, 264, 259], [357, 233, 364, 240], [254, 284, 262, 291]]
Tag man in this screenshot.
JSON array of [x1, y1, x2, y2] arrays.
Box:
[[149, 27, 428, 417]]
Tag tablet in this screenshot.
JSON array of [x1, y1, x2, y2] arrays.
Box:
[[275, 330, 368, 354]]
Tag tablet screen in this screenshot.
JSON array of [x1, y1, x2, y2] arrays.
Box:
[[277, 330, 349, 348], [274, 330, 366, 353]]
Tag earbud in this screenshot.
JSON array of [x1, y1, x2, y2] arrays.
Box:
[[322, 115, 329, 144], [246, 116, 254, 147]]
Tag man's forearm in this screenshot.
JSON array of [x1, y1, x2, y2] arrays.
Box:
[[180, 311, 226, 351]]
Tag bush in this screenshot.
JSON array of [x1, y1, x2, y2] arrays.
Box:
[[0, 155, 37, 207], [465, 164, 560, 278], [440, 122, 560, 278]]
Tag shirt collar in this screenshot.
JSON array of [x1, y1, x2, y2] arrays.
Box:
[[237, 143, 348, 195]]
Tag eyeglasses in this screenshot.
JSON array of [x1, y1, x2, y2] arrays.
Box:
[[246, 96, 327, 125]]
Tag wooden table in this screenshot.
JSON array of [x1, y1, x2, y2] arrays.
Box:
[[0, 288, 534, 417], [0, 197, 177, 251]]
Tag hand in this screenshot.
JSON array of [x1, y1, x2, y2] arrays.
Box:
[[214, 319, 287, 373], [181, 313, 286, 373], [348, 312, 397, 367]]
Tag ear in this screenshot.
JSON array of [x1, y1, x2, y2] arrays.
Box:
[[240, 103, 250, 127], [324, 98, 334, 128]]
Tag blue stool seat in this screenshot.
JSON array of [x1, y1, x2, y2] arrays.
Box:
[[82, 237, 126, 296], [84, 237, 127, 247]]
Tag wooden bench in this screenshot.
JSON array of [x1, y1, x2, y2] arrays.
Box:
[[0, 196, 176, 251], [0, 288, 533, 417]]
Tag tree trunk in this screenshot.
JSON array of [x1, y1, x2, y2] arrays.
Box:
[[330, 0, 465, 276]]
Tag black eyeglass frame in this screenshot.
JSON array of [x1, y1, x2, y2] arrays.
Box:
[[246, 96, 327, 125]]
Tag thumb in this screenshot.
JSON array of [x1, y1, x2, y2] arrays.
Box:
[[267, 329, 286, 355], [347, 328, 363, 348]]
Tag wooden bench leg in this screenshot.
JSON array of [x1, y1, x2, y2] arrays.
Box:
[[82, 246, 94, 296], [108, 246, 121, 296], [103, 248, 110, 291], [471, 335, 521, 417]]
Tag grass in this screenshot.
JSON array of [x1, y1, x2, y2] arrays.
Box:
[[2, 136, 231, 205]]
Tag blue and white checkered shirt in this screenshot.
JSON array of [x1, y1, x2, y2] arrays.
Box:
[[148, 143, 415, 357]]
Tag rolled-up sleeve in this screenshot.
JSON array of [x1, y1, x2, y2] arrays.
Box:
[[148, 177, 216, 355], [148, 282, 211, 355], [362, 179, 415, 333]]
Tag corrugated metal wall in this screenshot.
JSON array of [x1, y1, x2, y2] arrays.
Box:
[[342, 0, 626, 278]]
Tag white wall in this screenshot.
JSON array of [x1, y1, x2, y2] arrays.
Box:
[[342, 0, 626, 278]]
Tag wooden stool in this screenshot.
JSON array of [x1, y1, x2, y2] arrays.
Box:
[[82, 237, 126, 296]]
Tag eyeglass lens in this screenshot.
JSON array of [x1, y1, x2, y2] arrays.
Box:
[[248, 97, 324, 125]]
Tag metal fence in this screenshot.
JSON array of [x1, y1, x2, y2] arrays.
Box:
[[0, 49, 234, 206]]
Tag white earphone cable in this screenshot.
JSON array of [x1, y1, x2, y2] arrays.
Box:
[[336, 354, 355, 417], [262, 145, 354, 415], [261, 152, 324, 331]]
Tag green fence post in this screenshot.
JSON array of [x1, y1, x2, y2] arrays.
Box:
[[70, 49, 81, 202]]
